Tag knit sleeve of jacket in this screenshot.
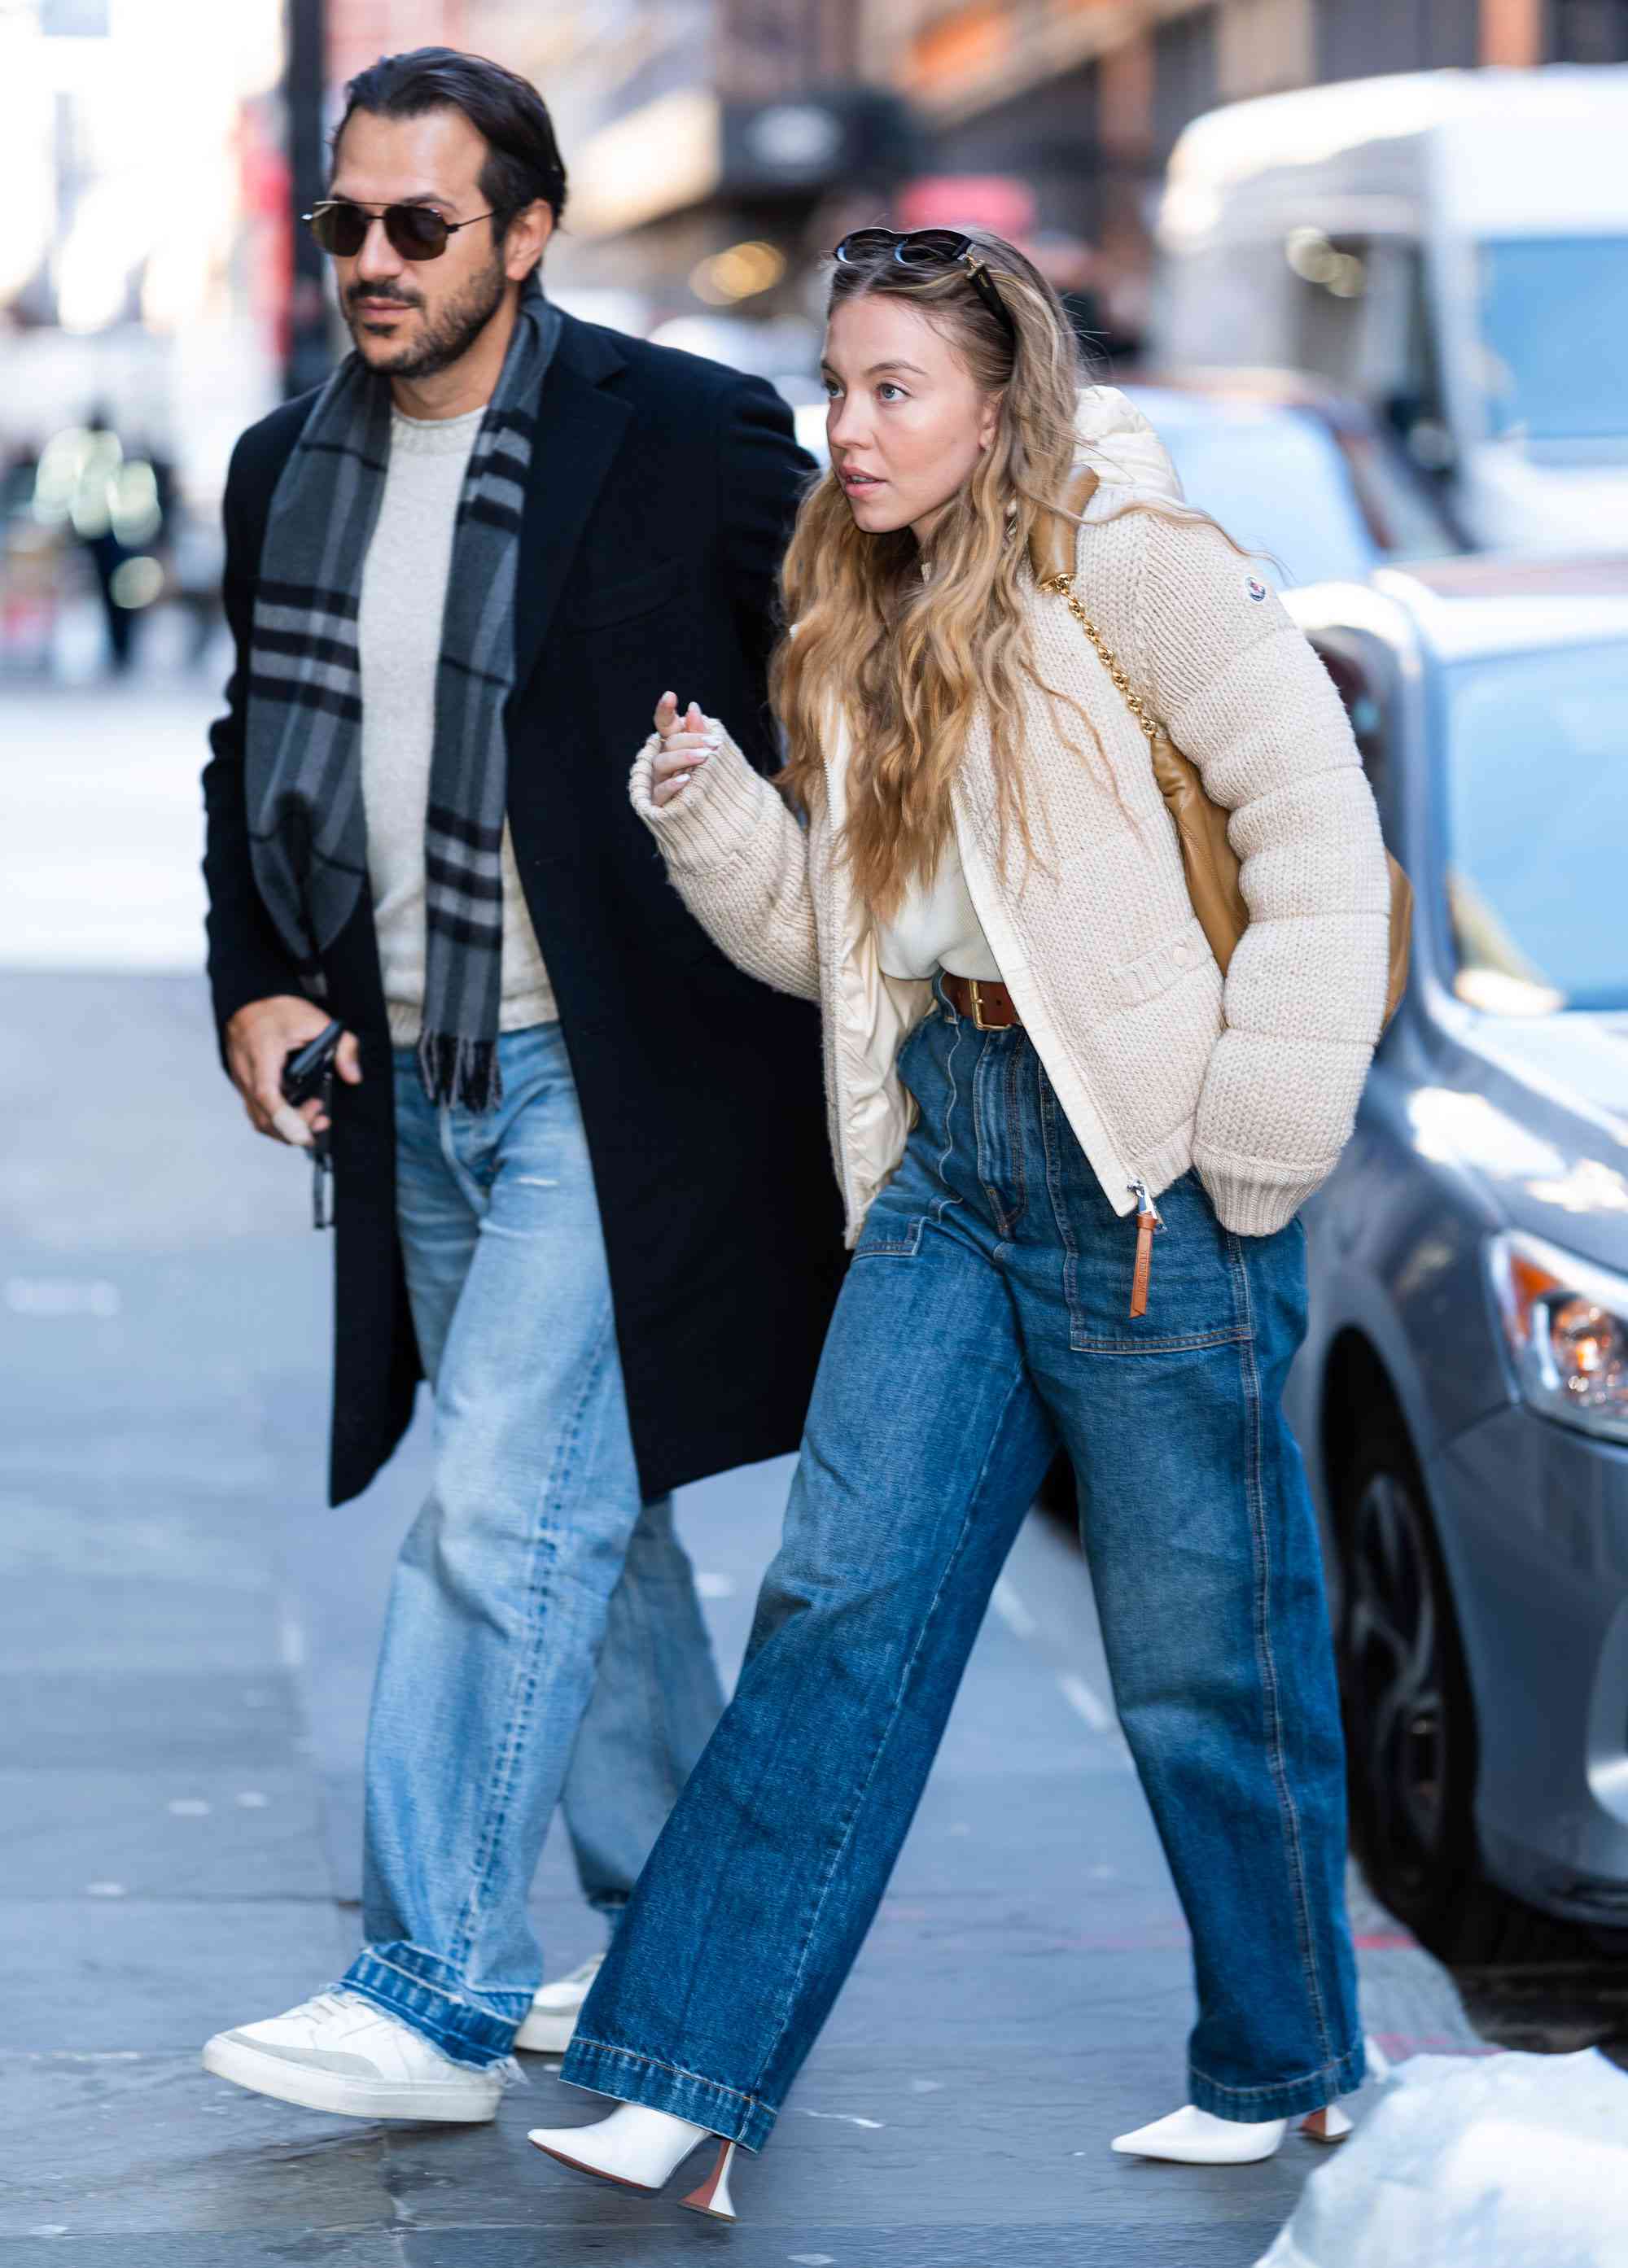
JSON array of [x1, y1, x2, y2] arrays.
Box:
[[628, 725, 821, 1003], [1129, 513, 1392, 1235]]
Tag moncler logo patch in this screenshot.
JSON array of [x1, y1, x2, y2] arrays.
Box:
[[1246, 577, 1268, 601]]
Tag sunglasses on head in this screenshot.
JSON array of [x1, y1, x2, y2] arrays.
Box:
[[304, 199, 495, 262], [832, 228, 1018, 347]]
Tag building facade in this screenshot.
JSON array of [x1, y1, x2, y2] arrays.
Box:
[[299, 0, 1628, 361]]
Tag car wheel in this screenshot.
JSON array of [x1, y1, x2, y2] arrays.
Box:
[[1336, 1414, 1506, 1959], [1338, 1410, 1628, 1968]]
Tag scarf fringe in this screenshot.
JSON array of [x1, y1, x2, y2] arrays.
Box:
[[418, 1031, 504, 1113]]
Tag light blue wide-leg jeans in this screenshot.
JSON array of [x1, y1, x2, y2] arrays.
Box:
[[339, 1022, 724, 2067]]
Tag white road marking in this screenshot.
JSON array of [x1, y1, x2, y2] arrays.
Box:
[[1058, 1672, 1117, 1734], [4, 1277, 120, 1318], [991, 1578, 1037, 1638], [278, 1610, 307, 1670]]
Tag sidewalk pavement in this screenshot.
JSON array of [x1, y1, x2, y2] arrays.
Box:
[[0, 964, 1490, 2266]]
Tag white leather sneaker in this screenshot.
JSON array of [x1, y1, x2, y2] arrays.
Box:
[[202, 1990, 502, 2122], [515, 1955, 603, 2054]]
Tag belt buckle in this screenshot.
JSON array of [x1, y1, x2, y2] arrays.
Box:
[[968, 978, 993, 1032]]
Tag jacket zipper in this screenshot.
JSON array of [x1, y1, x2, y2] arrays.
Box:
[[1128, 1177, 1164, 1318]]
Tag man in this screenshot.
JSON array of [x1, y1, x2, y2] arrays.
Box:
[[198, 48, 841, 2121]]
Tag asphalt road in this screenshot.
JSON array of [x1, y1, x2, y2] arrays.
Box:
[[0, 668, 1490, 2266]]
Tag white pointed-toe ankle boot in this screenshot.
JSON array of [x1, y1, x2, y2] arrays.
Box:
[[528, 2102, 740, 2219], [1112, 2102, 1353, 2165]]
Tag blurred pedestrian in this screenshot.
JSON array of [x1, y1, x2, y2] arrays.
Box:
[[529, 226, 1392, 2218], [197, 47, 842, 2122], [79, 407, 137, 675]]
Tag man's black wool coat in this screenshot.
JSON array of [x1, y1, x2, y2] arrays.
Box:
[[203, 310, 845, 1505]]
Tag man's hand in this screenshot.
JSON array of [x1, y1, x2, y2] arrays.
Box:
[[225, 996, 362, 1146]]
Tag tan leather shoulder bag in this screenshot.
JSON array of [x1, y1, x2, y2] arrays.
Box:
[[1030, 469, 1411, 1028]]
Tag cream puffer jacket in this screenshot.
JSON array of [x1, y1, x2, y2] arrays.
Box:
[[630, 387, 1392, 1243]]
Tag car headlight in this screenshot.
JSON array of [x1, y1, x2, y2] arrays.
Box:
[[1488, 1230, 1628, 1442]]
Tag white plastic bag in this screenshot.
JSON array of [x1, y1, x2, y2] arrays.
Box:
[[1256, 2049, 1628, 2268]]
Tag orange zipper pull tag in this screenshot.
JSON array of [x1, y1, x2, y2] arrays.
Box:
[[1128, 1178, 1163, 1319]]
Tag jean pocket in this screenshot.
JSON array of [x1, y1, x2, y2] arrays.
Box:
[[852, 1138, 939, 1259], [853, 1207, 925, 1260], [1061, 1169, 1249, 1352]]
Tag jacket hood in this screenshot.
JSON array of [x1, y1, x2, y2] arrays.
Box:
[[1073, 386, 1184, 516]]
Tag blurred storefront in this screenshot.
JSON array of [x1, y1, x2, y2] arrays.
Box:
[[0, 0, 290, 675], [496, 1, 917, 385], [870, 0, 1626, 344], [480, 0, 1628, 380], [0, 0, 287, 481]]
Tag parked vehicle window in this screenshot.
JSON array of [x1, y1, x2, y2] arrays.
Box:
[[1131, 396, 1376, 586], [1476, 238, 1628, 446], [1313, 640, 1391, 808], [1289, 236, 1448, 466], [1444, 641, 1628, 1010]]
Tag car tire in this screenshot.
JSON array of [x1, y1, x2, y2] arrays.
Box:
[[1334, 1410, 1546, 1963]]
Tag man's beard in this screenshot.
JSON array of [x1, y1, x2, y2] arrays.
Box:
[[347, 250, 510, 380]]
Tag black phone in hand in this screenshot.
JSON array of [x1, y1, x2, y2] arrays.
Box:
[[281, 1020, 344, 1108], [281, 1020, 344, 1229]]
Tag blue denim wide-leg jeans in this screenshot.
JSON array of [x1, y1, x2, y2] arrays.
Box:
[[339, 1023, 724, 2067], [562, 982, 1363, 2145]]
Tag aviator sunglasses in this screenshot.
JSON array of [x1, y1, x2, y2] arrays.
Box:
[[833, 228, 1018, 347], [304, 199, 495, 261]]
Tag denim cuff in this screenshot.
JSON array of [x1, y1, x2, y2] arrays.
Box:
[[561, 2034, 774, 2152], [1189, 2035, 1367, 2122], [340, 1942, 527, 2069]]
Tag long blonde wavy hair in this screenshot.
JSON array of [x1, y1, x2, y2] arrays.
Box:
[[771, 228, 1106, 920]]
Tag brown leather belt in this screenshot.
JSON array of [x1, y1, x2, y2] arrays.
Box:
[[943, 973, 1022, 1030]]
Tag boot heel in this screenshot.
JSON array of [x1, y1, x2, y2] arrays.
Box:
[[681, 2137, 738, 2220], [1301, 2105, 1353, 2144]]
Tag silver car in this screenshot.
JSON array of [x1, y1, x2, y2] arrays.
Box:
[[1284, 557, 1628, 1957]]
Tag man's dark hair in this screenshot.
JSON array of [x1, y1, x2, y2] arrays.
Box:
[[331, 48, 568, 233]]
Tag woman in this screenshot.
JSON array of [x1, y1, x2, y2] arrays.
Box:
[[528, 228, 1392, 2218]]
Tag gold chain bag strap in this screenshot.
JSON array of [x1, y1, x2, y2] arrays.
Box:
[[1029, 467, 1411, 1028]]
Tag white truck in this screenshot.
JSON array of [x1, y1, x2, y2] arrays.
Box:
[[1153, 67, 1628, 553]]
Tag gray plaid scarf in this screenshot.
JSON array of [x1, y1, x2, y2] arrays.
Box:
[[245, 278, 564, 1111]]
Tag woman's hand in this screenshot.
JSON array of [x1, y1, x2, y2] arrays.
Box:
[[651, 690, 723, 808]]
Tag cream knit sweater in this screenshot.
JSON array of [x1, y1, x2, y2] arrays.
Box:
[[630, 388, 1391, 1243]]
